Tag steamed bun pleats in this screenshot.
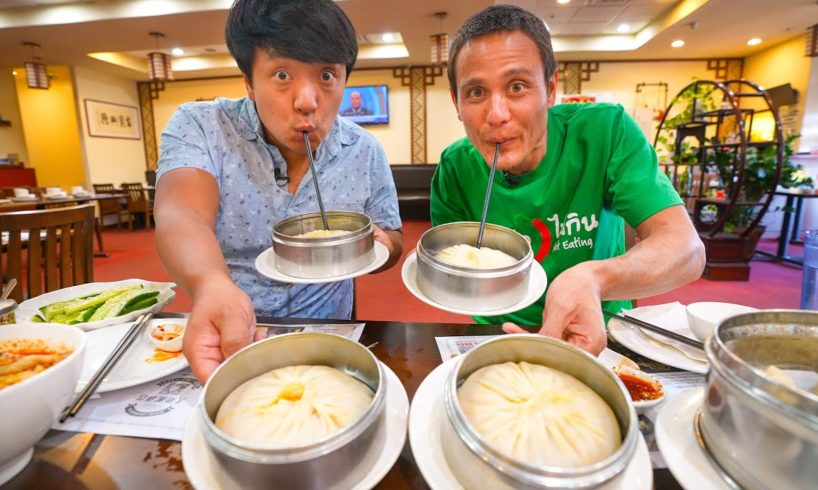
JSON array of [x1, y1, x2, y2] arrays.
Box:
[[458, 362, 620, 467], [435, 244, 517, 269], [215, 365, 373, 448]]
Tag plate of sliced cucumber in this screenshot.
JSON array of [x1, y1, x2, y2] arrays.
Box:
[[15, 279, 176, 331]]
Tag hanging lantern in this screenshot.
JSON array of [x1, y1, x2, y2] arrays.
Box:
[[807, 24, 818, 58], [430, 33, 449, 66], [148, 52, 173, 81], [147, 32, 173, 81], [24, 61, 49, 90], [430, 12, 449, 66], [22, 42, 49, 89]]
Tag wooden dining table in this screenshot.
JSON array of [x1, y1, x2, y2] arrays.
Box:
[[0, 193, 119, 212], [5, 318, 685, 489], [0, 193, 121, 257]]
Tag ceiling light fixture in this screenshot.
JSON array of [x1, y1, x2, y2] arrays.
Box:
[[617, 23, 630, 33], [382, 33, 394, 42], [171, 47, 184, 56], [22, 42, 49, 90], [747, 37, 762, 46], [147, 32, 173, 81], [557, 0, 571, 4], [430, 12, 449, 66], [671, 39, 685, 48]]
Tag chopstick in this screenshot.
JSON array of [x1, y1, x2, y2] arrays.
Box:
[[603, 310, 704, 350], [476, 142, 501, 249], [59, 313, 153, 423]]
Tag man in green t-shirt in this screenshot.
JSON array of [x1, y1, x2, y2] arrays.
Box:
[[431, 5, 705, 355]]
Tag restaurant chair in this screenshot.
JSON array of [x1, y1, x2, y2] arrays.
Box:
[[92, 183, 129, 229], [121, 182, 154, 230], [0, 204, 95, 303]]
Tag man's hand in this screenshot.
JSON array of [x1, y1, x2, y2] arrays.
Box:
[[373, 223, 395, 256], [183, 277, 256, 383], [503, 262, 607, 355], [372, 224, 404, 271]]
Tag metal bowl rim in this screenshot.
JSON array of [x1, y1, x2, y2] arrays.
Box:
[[444, 334, 638, 483], [417, 221, 533, 275], [708, 309, 818, 424], [273, 211, 373, 246], [200, 332, 386, 463]]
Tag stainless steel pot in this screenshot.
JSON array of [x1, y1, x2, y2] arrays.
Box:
[[441, 335, 639, 489], [272, 211, 374, 279], [416, 222, 532, 312], [701, 310, 818, 490], [199, 332, 387, 490]]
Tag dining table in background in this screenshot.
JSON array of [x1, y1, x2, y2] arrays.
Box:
[[0, 193, 120, 257], [5, 318, 685, 490], [756, 189, 818, 266]]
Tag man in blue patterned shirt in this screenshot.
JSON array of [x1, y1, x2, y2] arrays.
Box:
[[155, 0, 403, 382]]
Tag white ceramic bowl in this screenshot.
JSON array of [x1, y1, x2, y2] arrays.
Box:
[[685, 302, 759, 342], [0, 323, 86, 484]]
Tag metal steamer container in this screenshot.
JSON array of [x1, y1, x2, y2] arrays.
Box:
[[441, 335, 639, 489], [416, 222, 532, 312], [701, 310, 818, 490], [272, 211, 374, 279], [199, 333, 387, 490]]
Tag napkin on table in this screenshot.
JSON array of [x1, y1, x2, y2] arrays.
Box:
[[621, 302, 706, 362]]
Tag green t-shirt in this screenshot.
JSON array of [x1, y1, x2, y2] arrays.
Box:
[[430, 103, 682, 325]]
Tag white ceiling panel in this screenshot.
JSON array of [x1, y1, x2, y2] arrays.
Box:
[[617, 3, 672, 21], [559, 22, 612, 35], [571, 5, 628, 23]]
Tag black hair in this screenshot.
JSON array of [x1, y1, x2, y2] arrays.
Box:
[[226, 0, 358, 81], [447, 4, 557, 96]]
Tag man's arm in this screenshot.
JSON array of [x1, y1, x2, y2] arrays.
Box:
[[505, 205, 705, 354], [591, 205, 705, 300], [155, 168, 256, 382]]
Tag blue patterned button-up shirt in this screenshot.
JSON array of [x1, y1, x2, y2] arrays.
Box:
[[156, 97, 401, 320]]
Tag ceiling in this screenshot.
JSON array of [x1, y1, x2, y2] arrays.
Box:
[[0, 0, 815, 80]]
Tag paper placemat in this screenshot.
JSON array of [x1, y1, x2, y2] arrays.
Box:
[[55, 323, 366, 440], [53, 367, 200, 441]]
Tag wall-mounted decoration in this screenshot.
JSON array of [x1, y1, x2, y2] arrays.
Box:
[[84, 99, 141, 139]]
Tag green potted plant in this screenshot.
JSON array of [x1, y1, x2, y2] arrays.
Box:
[[706, 134, 812, 259]]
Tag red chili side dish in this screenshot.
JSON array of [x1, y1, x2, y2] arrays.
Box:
[[614, 366, 664, 402]]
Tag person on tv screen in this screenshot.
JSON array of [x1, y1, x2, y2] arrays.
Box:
[[154, 0, 403, 383], [431, 5, 705, 356], [340, 90, 373, 116]]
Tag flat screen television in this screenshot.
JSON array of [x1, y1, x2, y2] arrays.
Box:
[[338, 84, 389, 125]]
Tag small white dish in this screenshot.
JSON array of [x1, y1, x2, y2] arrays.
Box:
[[685, 302, 758, 342], [255, 241, 389, 284], [409, 359, 653, 490], [78, 318, 189, 393], [401, 252, 547, 317], [15, 279, 176, 331], [655, 388, 732, 490], [10, 195, 37, 202], [182, 362, 408, 490], [147, 321, 186, 352], [598, 349, 666, 413]]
